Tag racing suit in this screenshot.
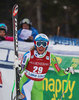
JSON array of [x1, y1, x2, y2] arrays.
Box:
[[19, 50, 67, 100]]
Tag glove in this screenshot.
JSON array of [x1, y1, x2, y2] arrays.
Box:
[[18, 64, 26, 77], [65, 67, 75, 74], [18, 64, 22, 71], [16, 64, 22, 77]]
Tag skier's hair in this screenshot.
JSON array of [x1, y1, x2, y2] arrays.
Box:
[[30, 46, 35, 51]]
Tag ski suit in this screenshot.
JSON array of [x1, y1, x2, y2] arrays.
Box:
[[20, 50, 67, 100]]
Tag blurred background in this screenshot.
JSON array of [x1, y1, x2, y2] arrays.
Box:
[[0, 0, 79, 38]]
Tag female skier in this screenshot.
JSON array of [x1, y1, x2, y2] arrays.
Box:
[[19, 33, 74, 100]]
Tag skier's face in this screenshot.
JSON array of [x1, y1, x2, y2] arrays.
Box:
[[37, 46, 46, 54]]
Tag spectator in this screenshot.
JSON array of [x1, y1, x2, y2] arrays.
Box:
[[18, 18, 39, 42], [0, 23, 13, 41]]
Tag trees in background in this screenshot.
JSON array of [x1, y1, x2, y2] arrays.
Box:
[[0, 0, 79, 38]]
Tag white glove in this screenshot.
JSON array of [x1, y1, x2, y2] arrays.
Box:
[[65, 67, 75, 74]]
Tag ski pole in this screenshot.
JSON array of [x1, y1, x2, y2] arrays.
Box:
[[59, 64, 77, 100], [59, 72, 71, 100], [12, 81, 15, 93], [11, 81, 15, 100]]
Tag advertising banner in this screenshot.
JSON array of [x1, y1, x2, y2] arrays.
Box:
[[43, 71, 79, 100], [31, 55, 79, 100], [43, 54, 79, 100]]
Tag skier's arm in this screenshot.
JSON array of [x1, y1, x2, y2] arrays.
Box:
[[20, 51, 30, 74], [50, 54, 67, 76]]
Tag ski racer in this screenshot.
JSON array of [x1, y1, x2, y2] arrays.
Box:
[[18, 18, 38, 42], [19, 33, 74, 100], [0, 23, 13, 41]]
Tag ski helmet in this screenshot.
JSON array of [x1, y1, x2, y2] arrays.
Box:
[[34, 33, 49, 50], [0, 23, 7, 32], [20, 18, 32, 25]]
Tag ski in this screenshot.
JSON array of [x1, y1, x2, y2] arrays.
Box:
[[11, 4, 20, 100]]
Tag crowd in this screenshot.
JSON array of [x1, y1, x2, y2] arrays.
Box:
[[0, 18, 38, 42]]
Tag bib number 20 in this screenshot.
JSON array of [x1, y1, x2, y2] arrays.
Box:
[[33, 66, 43, 74]]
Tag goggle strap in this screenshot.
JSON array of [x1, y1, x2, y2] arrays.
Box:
[[34, 41, 36, 45], [47, 41, 49, 45]]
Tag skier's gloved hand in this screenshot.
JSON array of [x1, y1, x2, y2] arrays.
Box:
[[18, 64, 26, 77], [18, 64, 22, 71], [65, 67, 75, 74], [16, 64, 22, 77]]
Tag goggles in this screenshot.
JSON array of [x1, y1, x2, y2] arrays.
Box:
[[35, 41, 48, 48]]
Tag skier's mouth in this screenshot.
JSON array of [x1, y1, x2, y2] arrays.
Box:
[[39, 49, 43, 51]]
